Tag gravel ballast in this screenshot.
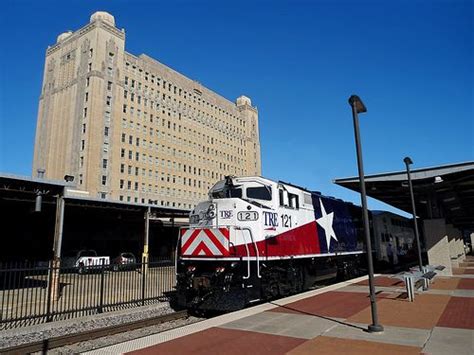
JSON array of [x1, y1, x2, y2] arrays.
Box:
[[0, 302, 178, 350]]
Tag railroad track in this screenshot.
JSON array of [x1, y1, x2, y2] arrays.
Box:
[[1, 310, 188, 354]]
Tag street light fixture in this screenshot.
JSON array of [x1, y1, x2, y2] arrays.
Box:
[[348, 95, 384, 333], [403, 157, 424, 272], [35, 191, 42, 212]]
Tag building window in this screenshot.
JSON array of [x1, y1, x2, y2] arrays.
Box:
[[84, 108, 87, 117], [80, 156, 84, 167], [127, 181, 131, 190], [81, 140, 85, 151], [82, 123, 86, 134], [129, 135, 133, 144], [120, 179, 124, 189], [128, 150, 132, 159], [136, 137, 140, 146], [85, 92, 89, 102], [135, 152, 139, 161], [88, 63, 92, 72], [104, 126, 109, 137], [119, 195, 124, 201], [102, 159, 108, 169], [79, 174, 83, 185], [134, 182, 138, 191], [120, 164, 125, 173], [121, 148, 125, 158], [101, 175, 107, 185], [123, 104, 127, 113], [89, 48, 93, 58], [107, 81, 112, 91], [86, 77, 90, 87], [100, 192, 107, 199], [121, 133, 126, 142], [106, 96, 111, 106]]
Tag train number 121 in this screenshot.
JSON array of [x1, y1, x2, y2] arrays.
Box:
[[281, 214, 292, 228]]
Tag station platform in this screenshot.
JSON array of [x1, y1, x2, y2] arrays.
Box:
[[86, 256, 474, 355]]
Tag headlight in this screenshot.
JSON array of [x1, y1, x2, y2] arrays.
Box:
[[215, 266, 225, 273], [230, 262, 239, 269], [187, 265, 196, 273], [206, 204, 216, 218]]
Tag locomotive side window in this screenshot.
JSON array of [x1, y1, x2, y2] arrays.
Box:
[[278, 188, 298, 208], [228, 188, 242, 198], [279, 188, 289, 206], [288, 193, 299, 209], [247, 186, 272, 201]]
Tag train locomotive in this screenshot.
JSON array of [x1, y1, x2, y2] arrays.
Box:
[[175, 176, 371, 312]]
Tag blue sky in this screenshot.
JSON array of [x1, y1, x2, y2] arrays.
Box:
[[0, 0, 472, 214]]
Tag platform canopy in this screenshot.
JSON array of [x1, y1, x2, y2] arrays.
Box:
[[0, 172, 190, 218], [334, 161, 474, 231]]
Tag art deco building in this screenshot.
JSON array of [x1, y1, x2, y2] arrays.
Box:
[[33, 12, 261, 209]]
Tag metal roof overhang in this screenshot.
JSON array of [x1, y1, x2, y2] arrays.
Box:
[[334, 162, 474, 231], [0, 173, 190, 219], [0, 173, 71, 204]]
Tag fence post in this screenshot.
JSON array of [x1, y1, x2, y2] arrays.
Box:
[[141, 257, 147, 306], [98, 259, 105, 313]]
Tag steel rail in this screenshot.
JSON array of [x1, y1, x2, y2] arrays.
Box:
[[0, 310, 188, 354]]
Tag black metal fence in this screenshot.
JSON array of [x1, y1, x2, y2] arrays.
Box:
[[0, 257, 176, 329]]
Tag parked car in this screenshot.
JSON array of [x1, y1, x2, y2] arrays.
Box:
[[63, 250, 110, 274], [111, 252, 137, 271]]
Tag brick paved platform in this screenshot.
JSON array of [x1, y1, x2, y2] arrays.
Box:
[[85, 256, 474, 355]]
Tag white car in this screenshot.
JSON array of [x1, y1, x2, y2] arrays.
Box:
[[73, 250, 110, 274]]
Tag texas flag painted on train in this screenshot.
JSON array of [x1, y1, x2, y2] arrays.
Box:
[[312, 194, 361, 253]]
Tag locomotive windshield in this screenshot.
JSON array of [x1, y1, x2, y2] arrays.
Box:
[[247, 186, 272, 201], [208, 177, 272, 203], [210, 185, 242, 199]]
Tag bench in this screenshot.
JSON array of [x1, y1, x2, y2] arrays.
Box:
[[392, 265, 444, 302], [422, 271, 436, 280]]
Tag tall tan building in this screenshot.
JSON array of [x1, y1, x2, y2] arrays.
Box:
[[33, 12, 261, 209]]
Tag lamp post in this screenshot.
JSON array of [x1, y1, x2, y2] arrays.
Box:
[[403, 157, 424, 272], [348, 95, 383, 333]]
